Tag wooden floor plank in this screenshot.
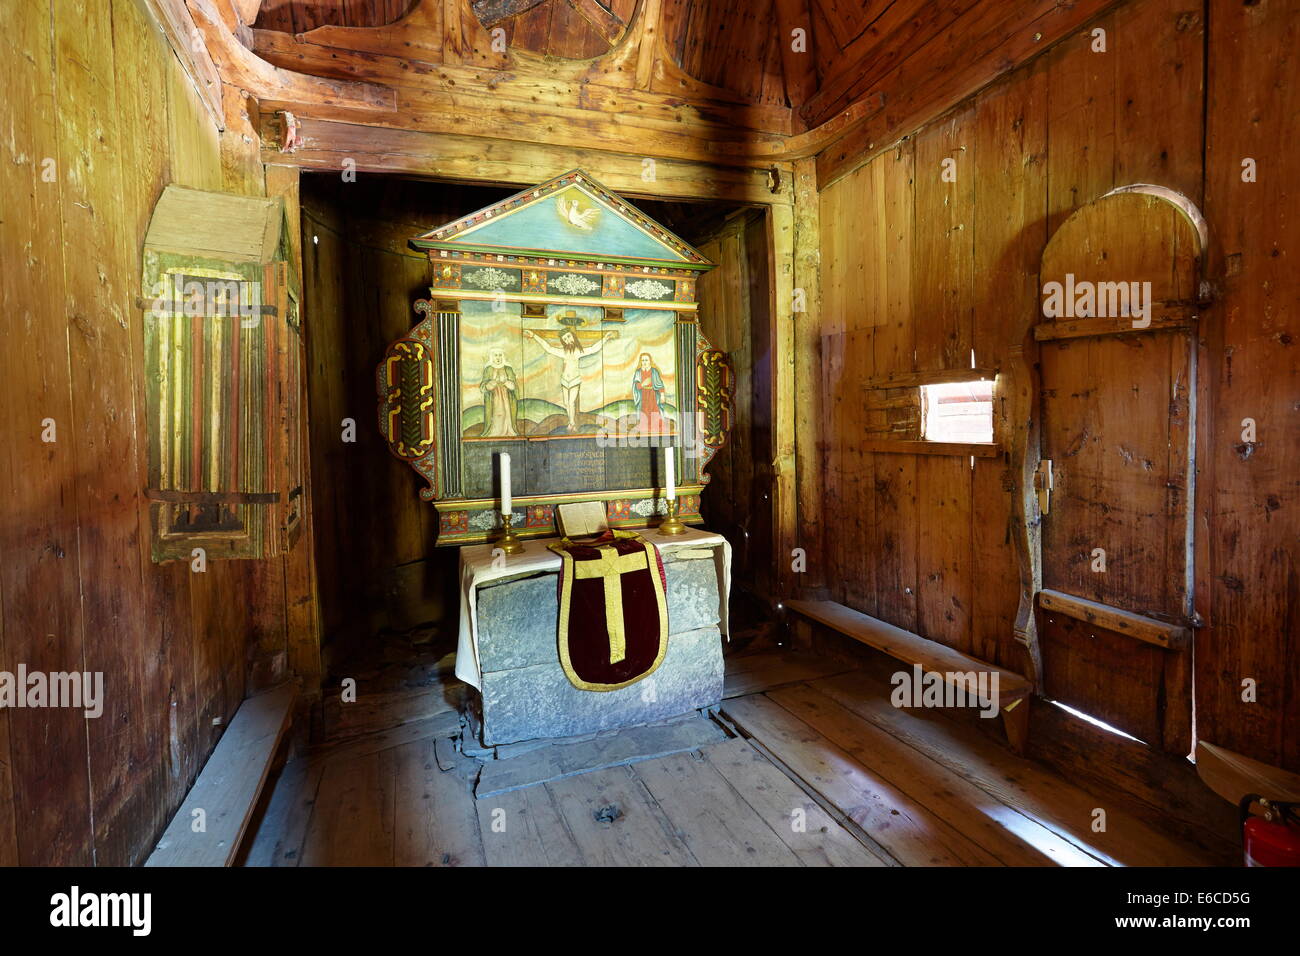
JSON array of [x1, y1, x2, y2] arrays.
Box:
[[392, 737, 486, 867], [475, 715, 726, 798], [308, 710, 461, 765], [700, 737, 887, 867], [247, 648, 1216, 867], [632, 748, 804, 866], [241, 758, 325, 867], [545, 766, 699, 866], [323, 683, 464, 745], [476, 783, 586, 867], [300, 750, 396, 866], [768, 684, 1102, 866], [721, 695, 1003, 866], [811, 670, 1217, 866], [722, 649, 854, 698]]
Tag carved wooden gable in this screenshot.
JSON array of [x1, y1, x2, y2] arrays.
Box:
[[378, 170, 735, 545]]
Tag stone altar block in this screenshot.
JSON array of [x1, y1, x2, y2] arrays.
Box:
[[457, 529, 729, 747]]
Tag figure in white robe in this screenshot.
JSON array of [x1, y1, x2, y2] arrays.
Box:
[[479, 348, 518, 437]]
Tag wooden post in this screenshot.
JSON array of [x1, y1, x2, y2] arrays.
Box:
[[1002, 697, 1031, 756], [265, 164, 322, 727], [790, 158, 823, 594], [769, 194, 798, 600], [1006, 330, 1044, 688]]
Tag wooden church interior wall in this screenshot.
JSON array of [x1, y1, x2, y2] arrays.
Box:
[[2, 0, 1293, 869], [0, 0, 319, 866], [1198, 0, 1299, 777], [811, 0, 1298, 788]]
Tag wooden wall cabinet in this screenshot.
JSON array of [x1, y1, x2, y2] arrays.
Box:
[[141, 185, 304, 563]]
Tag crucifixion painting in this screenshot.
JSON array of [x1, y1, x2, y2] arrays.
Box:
[[524, 324, 618, 433]]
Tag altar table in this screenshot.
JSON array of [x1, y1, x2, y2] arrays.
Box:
[[456, 527, 731, 747]]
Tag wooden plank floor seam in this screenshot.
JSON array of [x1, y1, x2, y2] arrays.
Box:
[[809, 670, 1218, 865], [760, 685, 1105, 866], [706, 700, 896, 862], [241, 648, 1212, 866], [634, 749, 807, 866], [720, 733, 901, 866], [721, 695, 1006, 866]]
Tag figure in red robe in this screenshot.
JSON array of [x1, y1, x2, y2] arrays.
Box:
[[632, 352, 667, 435]]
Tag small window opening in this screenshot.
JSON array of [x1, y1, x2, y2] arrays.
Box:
[[1046, 699, 1145, 744], [921, 380, 993, 443]]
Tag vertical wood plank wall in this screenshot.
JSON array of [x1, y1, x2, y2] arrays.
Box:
[[810, 0, 1298, 772], [0, 0, 318, 865], [300, 179, 470, 654], [696, 212, 777, 615], [1199, 0, 1299, 773]]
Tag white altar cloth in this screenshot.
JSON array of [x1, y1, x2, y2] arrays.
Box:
[[456, 527, 732, 690]]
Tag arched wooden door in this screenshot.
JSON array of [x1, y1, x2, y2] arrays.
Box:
[[1031, 186, 1206, 756]]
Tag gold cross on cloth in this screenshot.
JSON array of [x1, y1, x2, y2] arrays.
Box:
[[572, 545, 649, 665]]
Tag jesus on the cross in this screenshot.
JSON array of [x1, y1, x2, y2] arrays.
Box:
[[524, 326, 618, 432]]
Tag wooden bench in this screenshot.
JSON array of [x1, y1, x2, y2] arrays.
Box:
[[786, 600, 1033, 753], [1196, 740, 1300, 806], [145, 683, 296, 867]]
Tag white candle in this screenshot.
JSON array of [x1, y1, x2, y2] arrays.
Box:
[[665, 445, 675, 500], [500, 452, 512, 514]]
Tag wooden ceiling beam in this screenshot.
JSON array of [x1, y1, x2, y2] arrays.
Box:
[[565, 0, 626, 45], [186, 0, 396, 112], [747, 91, 885, 162], [774, 0, 817, 109], [253, 76, 789, 167], [249, 0, 797, 120], [139, 0, 225, 127], [259, 114, 792, 206], [244, 17, 890, 168], [229, 0, 260, 25], [251, 0, 777, 111], [253, 29, 793, 135], [634, 0, 662, 90]]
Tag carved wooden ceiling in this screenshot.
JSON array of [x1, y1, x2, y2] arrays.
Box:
[[255, 0, 798, 106], [247, 1, 1119, 126], [167, 0, 1123, 190]]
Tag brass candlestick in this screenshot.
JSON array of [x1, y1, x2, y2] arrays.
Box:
[[658, 497, 687, 535], [498, 511, 525, 554]]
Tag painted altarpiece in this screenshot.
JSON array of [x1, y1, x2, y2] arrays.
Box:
[[378, 171, 735, 545]]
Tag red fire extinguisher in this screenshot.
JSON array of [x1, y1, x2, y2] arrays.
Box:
[[1240, 794, 1300, 867]]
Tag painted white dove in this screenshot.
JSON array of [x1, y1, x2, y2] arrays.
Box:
[[557, 196, 599, 230]]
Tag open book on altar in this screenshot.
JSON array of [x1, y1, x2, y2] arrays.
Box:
[[556, 500, 610, 539]]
